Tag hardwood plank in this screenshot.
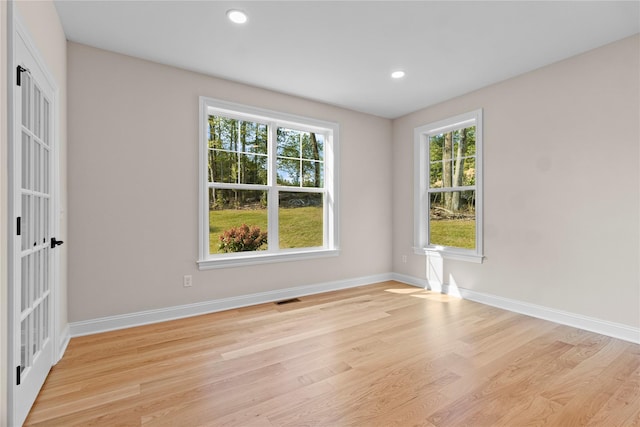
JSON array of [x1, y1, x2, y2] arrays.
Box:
[[586, 366, 640, 426], [25, 281, 640, 426]]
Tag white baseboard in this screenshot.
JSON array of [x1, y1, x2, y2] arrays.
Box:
[[68, 272, 639, 344], [389, 272, 428, 289], [392, 273, 640, 344], [69, 273, 394, 337]]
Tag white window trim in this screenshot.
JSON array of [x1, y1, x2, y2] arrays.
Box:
[[198, 97, 340, 270], [413, 109, 484, 264]]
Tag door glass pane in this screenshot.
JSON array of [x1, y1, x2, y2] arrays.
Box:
[[34, 143, 40, 192], [43, 148, 49, 193], [43, 198, 49, 245], [22, 132, 30, 190], [36, 250, 43, 299], [43, 98, 50, 146], [43, 296, 49, 341], [33, 306, 41, 355], [279, 192, 324, 249], [40, 197, 46, 245], [43, 248, 49, 292], [34, 197, 41, 248], [28, 253, 35, 307], [20, 318, 28, 372], [34, 86, 41, 138], [21, 73, 30, 128], [21, 194, 29, 251], [21, 256, 29, 312], [209, 189, 268, 254]]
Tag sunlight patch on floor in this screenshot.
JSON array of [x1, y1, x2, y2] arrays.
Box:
[[384, 288, 424, 294]]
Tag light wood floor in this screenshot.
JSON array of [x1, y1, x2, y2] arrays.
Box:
[[26, 281, 640, 426]]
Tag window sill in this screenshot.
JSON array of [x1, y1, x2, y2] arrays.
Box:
[[198, 248, 340, 270], [413, 247, 484, 264]]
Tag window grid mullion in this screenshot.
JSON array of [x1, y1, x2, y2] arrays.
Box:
[[427, 185, 476, 193], [236, 120, 241, 185], [267, 122, 279, 252]]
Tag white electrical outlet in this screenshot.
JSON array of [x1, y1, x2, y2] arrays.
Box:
[[402, 255, 407, 263], [183, 275, 193, 287]]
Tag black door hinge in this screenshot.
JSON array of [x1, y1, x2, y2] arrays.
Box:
[[16, 366, 21, 385], [51, 237, 64, 249], [16, 217, 21, 236], [17, 65, 29, 86]]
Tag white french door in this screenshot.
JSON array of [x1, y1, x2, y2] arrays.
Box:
[[10, 21, 60, 427]]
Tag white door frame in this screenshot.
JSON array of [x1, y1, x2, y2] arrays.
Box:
[[7, 4, 62, 425]]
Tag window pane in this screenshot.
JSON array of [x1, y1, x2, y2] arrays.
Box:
[[278, 128, 324, 188], [429, 134, 443, 162], [239, 153, 268, 185], [463, 156, 475, 186], [209, 149, 238, 184], [277, 127, 301, 157], [429, 161, 442, 188], [208, 116, 235, 151], [302, 161, 323, 188], [208, 116, 268, 153], [302, 133, 324, 161], [208, 115, 269, 185], [277, 158, 300, 186], [208, 150, 268, 185], [429, 190, 475, 249], [451, 126, 475, 188], [209, 189, 268, 254], [240, 122, 268, 155], [279, 192, 323, 249], [430, 126, 476, 190]]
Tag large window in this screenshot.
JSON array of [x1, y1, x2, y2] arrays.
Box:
[[414, 109, 483, 263], [199, 97, 339, 269]]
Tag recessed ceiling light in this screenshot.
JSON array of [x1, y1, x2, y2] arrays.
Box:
[[391, 70, 405, 79], [227, 9, 248, 24]]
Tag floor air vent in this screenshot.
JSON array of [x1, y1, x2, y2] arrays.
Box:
[[275, 298, 301, 305]]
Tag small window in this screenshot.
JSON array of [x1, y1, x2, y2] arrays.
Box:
[[414, 109, 483, 263], [199, 97, 339, 269]]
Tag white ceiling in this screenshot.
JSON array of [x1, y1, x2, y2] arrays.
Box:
[[54, 1, 639, 119]]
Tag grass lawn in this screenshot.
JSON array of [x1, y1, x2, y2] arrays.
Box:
[[209, 207, 323, 253], [430, 219, 475, 249]]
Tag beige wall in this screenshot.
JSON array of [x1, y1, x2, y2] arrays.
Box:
[[392, 35, 640, 328], [67, 42, 393, 322], [1, 1, 67, 424]]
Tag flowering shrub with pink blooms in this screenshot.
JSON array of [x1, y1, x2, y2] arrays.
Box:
[[218, 224, 268, 253]]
